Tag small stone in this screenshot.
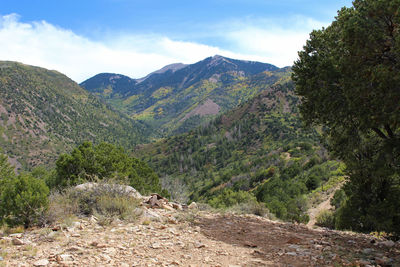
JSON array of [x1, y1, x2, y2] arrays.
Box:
[[12, 238, 24, 246], [194, 242, 206, 248], [358, 259, 371, 266], [67, 246, 83, 252], [172, 203, 182, 210], [285, 252, 297, 256], [244, 241, 257, 248], [0, 256, 3, 261], [71, 233, 81, 237], [33, 259, 49, 266], [9, 233, 23, 238], [57, 254, 74, 262], [151, 242, 162, 249], [188, 202, 198, 209], [379, 240, 395, 247], [162, 204, 175, 211], [362, 248, 374, 254]]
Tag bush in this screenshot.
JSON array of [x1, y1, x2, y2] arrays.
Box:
[[228, 200, 271, 217], [208, 189, 256, 209], [315, 209, 335, 228], [0, 174, 49, 228], [44, 182, 141, 225]]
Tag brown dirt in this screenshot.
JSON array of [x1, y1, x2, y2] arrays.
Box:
[[2, 210, 400, 267]]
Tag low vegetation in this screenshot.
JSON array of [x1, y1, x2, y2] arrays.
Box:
[[0, 142, 162, 228]]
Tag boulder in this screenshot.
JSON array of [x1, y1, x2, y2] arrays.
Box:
[[188, 202, 198, 209], [75, 182, 142, 199]]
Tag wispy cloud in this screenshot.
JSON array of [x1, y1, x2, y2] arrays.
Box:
[[0, 14, 326, 82]]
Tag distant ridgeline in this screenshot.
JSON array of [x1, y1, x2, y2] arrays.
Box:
[[135, 81, 345, 222], [81, 55, 291, 135], [0, 61, 150, 171]]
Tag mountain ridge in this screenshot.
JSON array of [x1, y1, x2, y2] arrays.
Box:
[[80, 55, 286, 135], [0, 61, 150, 170]]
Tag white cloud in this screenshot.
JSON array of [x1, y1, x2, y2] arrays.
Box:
[[216, 16, 328, 67], [0, 13, 326, 82]]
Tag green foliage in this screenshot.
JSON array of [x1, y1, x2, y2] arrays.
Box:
[[54, 142, 162, 195], [293, 0, 400, 235], [315, 210, 335, 229], [0, 173, 49, 228], [331, 189, 346, 209], [208, 189, 256, 209], [137, 83, 344, 223], [0, 61, 150, 170], [82, 60, 290, 136]]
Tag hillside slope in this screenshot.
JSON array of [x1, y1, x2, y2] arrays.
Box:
[[80, 56, 288, 134], [0, 61, 150, 170], [136, 81, 345, 221]]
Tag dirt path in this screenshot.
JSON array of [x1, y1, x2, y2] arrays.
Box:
[[307, 193, 334, 228], [2, 210, 400, 267]]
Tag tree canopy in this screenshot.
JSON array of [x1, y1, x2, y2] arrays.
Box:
[[54, 142, 163, 195], [292, 0, 400, 235]]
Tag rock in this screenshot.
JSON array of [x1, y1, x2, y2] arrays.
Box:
[[244, 241, 257, 248], [57, 254, 74, 262], [379, 240, 395, 247], [143, 209, 162, 220], [75, 182, 142, 198], [194, 242, 206, 248], [162, 204, 175, 211], [12, 238, 24, 245], [188, 202, 198, 209], [151, 242, 162, 249], [33, 259, 49, 266], [172, 203, 183, 210], [285, 252, 297, 256], [9, 233, 23, 238], [96, 243, 108, 248], [362, 248, 374, 254]]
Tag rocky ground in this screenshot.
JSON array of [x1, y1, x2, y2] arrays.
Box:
[[1, 202, 400, 267]]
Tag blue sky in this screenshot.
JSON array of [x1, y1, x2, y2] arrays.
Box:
[[1, 0, 352, 82]]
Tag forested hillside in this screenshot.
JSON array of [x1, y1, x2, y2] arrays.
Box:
[[136, 81, 345, 222], [0, 61, 150, 170], [81, 56, 289, 135]]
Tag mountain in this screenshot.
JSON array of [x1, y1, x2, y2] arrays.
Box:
[[135, 80, 345, 221], [0, 61, 150, 171], [80, 55, 287, 135]]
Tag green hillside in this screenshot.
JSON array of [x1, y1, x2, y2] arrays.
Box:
[[136, 81, 345, 221], [0, 61, 150, 171], [81, 56, 289, 135]]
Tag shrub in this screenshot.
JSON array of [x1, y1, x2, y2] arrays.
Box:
[[315, 209, 335, 229], [0, 174, 49, 228], [44, 181, 141, 225], [208, 189, 256, 209], [228, 200, 271, 217]]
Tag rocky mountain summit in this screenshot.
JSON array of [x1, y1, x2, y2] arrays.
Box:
[[80, 55, 288, 135], [2, 195, 399, 267]]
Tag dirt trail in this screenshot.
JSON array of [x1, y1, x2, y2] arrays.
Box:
[[2, 210, 400, 267], [307, 192, 334, 228]]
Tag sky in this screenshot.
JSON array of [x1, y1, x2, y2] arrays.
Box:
[[0, 0, 352, 82]]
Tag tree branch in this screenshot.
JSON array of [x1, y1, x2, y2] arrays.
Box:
[[372, 127, 388, 139], [384, 124, 394, 138]]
